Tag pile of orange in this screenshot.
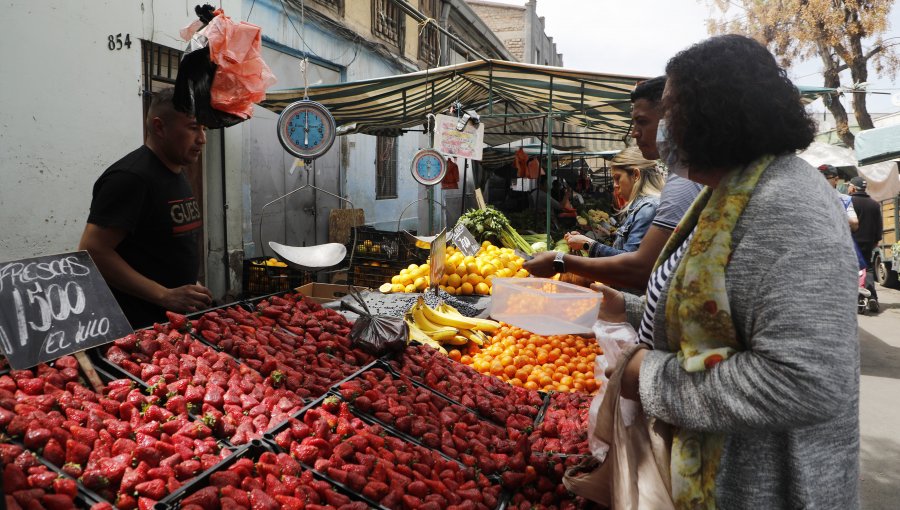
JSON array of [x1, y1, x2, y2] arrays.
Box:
[[455, 324, 602, 393]]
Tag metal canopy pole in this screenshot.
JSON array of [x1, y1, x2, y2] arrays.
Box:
[[545, 76, 554, 247]]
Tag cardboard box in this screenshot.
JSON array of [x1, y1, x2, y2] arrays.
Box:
[[295, 283, 355, 304]]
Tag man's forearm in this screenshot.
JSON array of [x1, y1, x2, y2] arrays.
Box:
[[563, 225, 673, 290]]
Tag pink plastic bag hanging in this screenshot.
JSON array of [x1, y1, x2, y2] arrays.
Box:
[[203, 13, 277, 119]]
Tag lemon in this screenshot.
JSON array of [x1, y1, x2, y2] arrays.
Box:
[[414, 277, 427, 290], [466, 262, 479, 275], [455, 264, 467, 278], [475, 282, 490, 295], [391, 283, 405, 293], [440, 274, 449, 286], [391, 275, 402, 285], [460, 282, 474, 295], [400, 275, 413, 286], [445, 286, 457, 295], [408, 263, 419, 272], [444, 262, 457, 276], [448, 273, 462, 288], [379, 283, 393, 293], [481, 263, 497, 276], [404, 283, 417, 293], [467, 274, 483, 286]]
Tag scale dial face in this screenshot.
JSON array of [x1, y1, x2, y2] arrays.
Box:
[[277, 100, 337, 160], [410, 149, 447, 186]]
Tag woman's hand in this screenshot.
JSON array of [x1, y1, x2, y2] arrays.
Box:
[[566, 234, 592, 251], [591, 283, 626, 323]]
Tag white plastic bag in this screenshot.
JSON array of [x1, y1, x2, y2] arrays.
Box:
[[588, 319, 640, 460]]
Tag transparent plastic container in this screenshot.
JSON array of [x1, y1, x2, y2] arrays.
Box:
[[489, 277, 602, 335]]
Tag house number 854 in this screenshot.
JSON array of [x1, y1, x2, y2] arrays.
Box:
[[108, 33, 132, 51]]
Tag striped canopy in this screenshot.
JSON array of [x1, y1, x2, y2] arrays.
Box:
[[260, 59, 834, 153], [261, 60, 645, 152]]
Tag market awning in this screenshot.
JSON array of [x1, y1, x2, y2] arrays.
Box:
[[261, 60, 647, 152], [260, 59, 835, 152]]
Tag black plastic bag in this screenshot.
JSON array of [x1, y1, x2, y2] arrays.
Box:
[[173, 9, 244, 129], [347, 287, 408, 356]]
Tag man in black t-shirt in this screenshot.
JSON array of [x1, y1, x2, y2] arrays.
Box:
[[78, 88, 212, 328], [848, 176, 883, 311]]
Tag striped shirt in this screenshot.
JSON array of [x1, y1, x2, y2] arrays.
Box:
[[652, 173, 704, 231], [637, 230, 694, 346]]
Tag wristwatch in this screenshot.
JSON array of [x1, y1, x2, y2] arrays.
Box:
[[553, 251, 566, 274], [582, 241, 592, 251]]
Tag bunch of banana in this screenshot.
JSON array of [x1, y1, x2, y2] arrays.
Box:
[[405, 297, 499, 354]]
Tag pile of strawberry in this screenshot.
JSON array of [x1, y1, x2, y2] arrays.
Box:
[[389, 345, 544, 427], [194, 306, 360, 400], [335, 367, 527, 477], [2, 445, 80, 510], [271, 397, 502, 509], [0, 355, 233, 509], [529, 392, 593, 460], [103, 326, 305, 445], [252, 294, 373, 368], [174, 449, 368, 510]]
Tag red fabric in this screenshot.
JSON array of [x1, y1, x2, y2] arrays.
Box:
[[514, 148, 528, 178], [441, 158, 459, 189]]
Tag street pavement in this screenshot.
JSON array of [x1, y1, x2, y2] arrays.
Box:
[[859, 283, 900, 509]]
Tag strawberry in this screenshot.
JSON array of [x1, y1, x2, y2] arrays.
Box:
[[40, 494, 77, 510], [23, 427, 51, 449], [3, 464, 28, 492], [166, 311, 191, 332], [249, 488, 279, 510], [51, 477, 78, 499], [135, 479, 166, 500], [116, 494, 138, 510], [61, 463, 82, 478], [181, 486, 218, 510]]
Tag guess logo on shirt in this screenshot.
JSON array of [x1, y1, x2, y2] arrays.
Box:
[[169, 197, 202, 235]]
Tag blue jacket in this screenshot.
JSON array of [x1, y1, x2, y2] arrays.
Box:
[[589, 195, 660, 257]]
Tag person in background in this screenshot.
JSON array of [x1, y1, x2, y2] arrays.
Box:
[[848, 175, 883, 311], [565, 147, 664, 256], [550, 179, 564, 202], [599, 34, 858, 508], [524, 76, 703, 290], [79, 88, 212, 328], [818, 164, 859, 232]]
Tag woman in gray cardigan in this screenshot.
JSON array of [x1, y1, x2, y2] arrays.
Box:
[[601, 35, 859, 509]]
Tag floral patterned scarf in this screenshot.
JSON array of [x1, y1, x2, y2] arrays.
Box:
[[655, 154, 775, 509]]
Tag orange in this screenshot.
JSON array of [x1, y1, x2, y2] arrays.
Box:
[[459, 282, 474, 295], [448, 349, 462, 362], [460, 355, 472, 365], [503, 365, 518, 378], [556, 384, 570, 392], [524, 381, 539, 391]]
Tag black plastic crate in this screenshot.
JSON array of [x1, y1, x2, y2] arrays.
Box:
[[242, 257, 314, 299], [347, 226, 428, 265], [347, 260, 400, 289], [0, 440, 105, 510]]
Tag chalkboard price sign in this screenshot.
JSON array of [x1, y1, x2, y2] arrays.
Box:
[[449, 222, 480, 257], [0, 251, 133, 369]]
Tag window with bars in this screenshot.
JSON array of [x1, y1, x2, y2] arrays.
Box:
[[418, 0, 440, 66], [314, 0, 344, 15], [372, 0, 404, 48], [376, 136, 398, 200], [141, 41, 183, 120]]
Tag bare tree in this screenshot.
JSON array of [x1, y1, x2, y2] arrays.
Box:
[[707, 0, 899, 147]]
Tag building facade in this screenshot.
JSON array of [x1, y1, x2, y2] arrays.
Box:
[[0, 0, 515, 299], [466, 0, 563, 66]]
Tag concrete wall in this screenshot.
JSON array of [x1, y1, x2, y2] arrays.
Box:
[[466, 0, 562, 66], [0, 0, 239, 268], [467, 1, 527, 61]]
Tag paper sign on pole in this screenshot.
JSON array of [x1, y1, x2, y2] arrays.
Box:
[[433, 114, 484, 161]]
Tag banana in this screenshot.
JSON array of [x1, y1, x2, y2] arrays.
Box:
[[411, 300, 459, 337], [459, 328, 483, 346], [405, 318, 448, 354], [445, 335, 469, 346], [421, 301, 481, 330], [436, 302, 501, 333]]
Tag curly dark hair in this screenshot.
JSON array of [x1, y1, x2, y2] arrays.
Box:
[[663, 34, 816, 172]]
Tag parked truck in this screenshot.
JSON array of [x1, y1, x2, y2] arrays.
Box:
[[874, 195, 900, 288]]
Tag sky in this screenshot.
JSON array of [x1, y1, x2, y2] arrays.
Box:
[[484, 0, 900, 116]]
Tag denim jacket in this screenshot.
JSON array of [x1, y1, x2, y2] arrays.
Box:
[[589, 195, 660, 257]]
